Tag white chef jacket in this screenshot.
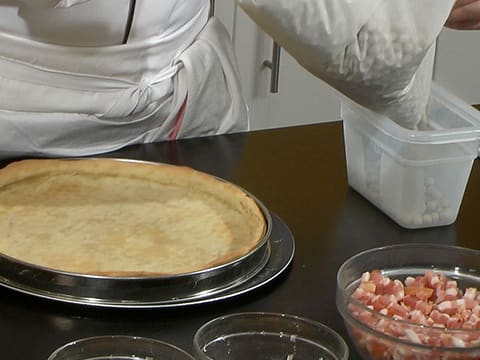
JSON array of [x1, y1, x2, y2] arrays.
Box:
[[0, 0, 248, 158]]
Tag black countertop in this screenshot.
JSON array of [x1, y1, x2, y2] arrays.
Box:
[[1, 121, 479, 359]]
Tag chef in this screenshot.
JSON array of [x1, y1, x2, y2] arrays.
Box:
[[0, 0, 248, 158], [446, 0, 480, 29]]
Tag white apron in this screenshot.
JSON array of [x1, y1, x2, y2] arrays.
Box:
[[0, 0, 248, 158]]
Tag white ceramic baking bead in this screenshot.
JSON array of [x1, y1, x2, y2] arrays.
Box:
[[413, 215, 424, 226], [440, 208, 454, 222], [425, 177, 435, 186], [422, 214, 433, 225], [426, 200, 439, 212]]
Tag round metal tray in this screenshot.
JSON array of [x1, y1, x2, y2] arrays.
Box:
[[161, 212, 295, 308], [0, 212, 294, 308], [0, 158, 276, 308]]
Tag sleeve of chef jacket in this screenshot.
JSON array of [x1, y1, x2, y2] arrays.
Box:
[[19, 0, 92, 7]]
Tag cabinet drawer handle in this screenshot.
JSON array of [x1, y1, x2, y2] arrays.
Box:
[[263, 42, 281, 93], [210, 0, 215, 17]]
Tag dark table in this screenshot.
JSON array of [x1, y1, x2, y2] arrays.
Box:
[[1, 121, 479, 359]]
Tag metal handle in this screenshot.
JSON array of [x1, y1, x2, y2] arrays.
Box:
[[263, 42, 281, 93], [210, 0, 215, 17]]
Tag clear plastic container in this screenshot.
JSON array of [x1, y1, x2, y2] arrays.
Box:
[[342, 82, 480, 228]]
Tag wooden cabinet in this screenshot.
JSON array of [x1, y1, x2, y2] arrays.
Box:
[[214, 2, 341, 131]]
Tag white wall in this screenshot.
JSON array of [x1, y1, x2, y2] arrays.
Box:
[[434, 28, 480, 105]]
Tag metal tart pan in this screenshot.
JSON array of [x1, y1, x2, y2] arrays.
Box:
[[0, 159, 272, 307], [0, 212, 293, 308]]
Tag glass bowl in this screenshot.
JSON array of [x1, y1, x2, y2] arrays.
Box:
[[336, 244, 480, 360], [48, 335, 195, 360], [193, 312, 349, 360]]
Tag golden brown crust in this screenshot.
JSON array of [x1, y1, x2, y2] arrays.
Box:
[[0, 159, 266, 276]]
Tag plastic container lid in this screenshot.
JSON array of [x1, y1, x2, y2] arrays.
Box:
[[342, 82, 480, 145]]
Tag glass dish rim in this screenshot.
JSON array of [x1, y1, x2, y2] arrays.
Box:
[[47, 335, 195, 360], [193, 311, 349, 360], [337, 243, 480, 350]]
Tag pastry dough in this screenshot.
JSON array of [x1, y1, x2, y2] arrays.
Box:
[[0, 159, 266, 276]]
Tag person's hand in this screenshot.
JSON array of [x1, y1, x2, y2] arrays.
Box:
[[445, 0, 480, 29]]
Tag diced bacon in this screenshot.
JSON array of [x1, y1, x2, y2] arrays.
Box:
[[404, 286, 434, 300], [365, 336, 389, 359], [379, 280, 404, 299], [377, 279, 405, 301], [380, 277, 391, 287], [404, 276, 416, 287], [430, 309, 450, 326], [425, 270, 441, 287], [437, 300, 458, 315], [463, 297, 478, 310], [377, 278, 393, 295], [435, 289, 447, 303], [425, 335, 440, 346], [403, 328, 422, 344], [472, 304, 480, 314], [372, 294, 396, 311], [356, 310, 375, 324], [379, 308, 388, 316], [441, 334, 466, 348], [353, 287, 375, 302], [464, 288, 478, 301], [430, 276, 440, 287], [446, 316, 463, 329], [387, 303, 409, 319], [414, 300, 432, 316], [349, 269, 480, 357], [361, 271, 371, 282], [348, 302, 362, 313], [460, 309, 472, 322], [402, 295, 418, 309], [360, 281, 377, 293], [409, 309, 428, 326], [415, 275, 428, 287], [464, 313, 480, 329], [446, 286, 459, 295], [392, 280, 405, 300], [471, 338, 480, 347], [444, 287, 459, 301], [369, 270, 384, 286], [446, 280, 458, 289], [463, 290, 480, 310]]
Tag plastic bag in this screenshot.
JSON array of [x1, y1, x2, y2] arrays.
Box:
[[237, 0, 455, 129]]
